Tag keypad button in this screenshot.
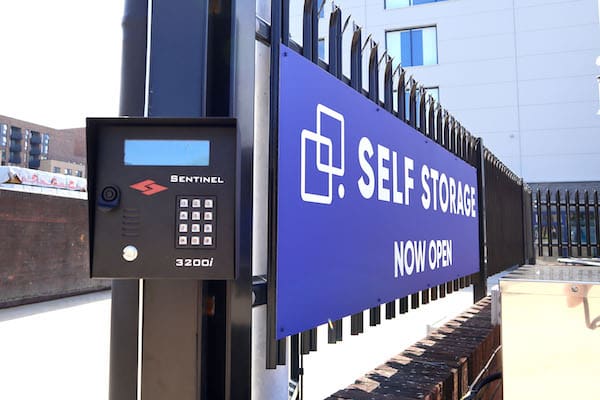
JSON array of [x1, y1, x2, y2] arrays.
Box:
[[191, 224, 201, 233], [204, 199, 214, 209], [179, 199, 189, 208], [179, 224, 188, 233], [192, 199, 201, 208], [179, 211, 188, 220], [192, 211, 201, 221], [178, 236, 188, 246], [191, 236, 200, 246], [204, 211, 213, 221], [203, 236, 213, 246], [204, 224, 213, 233]]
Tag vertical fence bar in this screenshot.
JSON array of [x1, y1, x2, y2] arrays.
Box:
[[327, 7, 342, 78], [575, 191, 582, 257], [326, 5, 343, 344], [536, 190, 543, 256], [418, 88, 430, 302], [546, 189, 552, 257], [300, 330, 310, 355], [585, 191, 592, 256], [370, 307, 381, 326], [309, 327, 317, 352], [435, 105, 443, 145], [350, 28, 362, 91], [277, 337, 286, 366], [427, 97, 435, 140], [383, 58, 394, 113], [408, 79, 417, 129], [556, 190, 563, 257], [411, 292, 420, 309], [349, 27, 364, 335], [473, 139, 488, 301], [399, 296, 409, 314], [458, 134, 466, 289], [397, 69, 406, 122], [435, 106, 444, 296], [350, 311, 364, 336], [368, 44, 379, 103], [302, 0, 318, 62], [385, 300, 396, 320], [419, 87, 426, 135], [367, 43, 382, 326], [446, 279, 454, 295], [421, 287, 430, 305], [595, 191, 600, 257], [443, 112, 450, 150], [328, 323, 337, 344], [449, 117, 456, 154], [566, 190, 572, 257], [439, 280, 446, 298], [430, 285, 438, 301]]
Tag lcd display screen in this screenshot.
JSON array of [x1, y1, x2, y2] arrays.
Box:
[[124, 140, 210, 166]]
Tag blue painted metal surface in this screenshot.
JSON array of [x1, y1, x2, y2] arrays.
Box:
[[276, 44, 479, 339]]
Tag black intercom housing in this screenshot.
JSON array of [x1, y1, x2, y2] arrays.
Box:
[[87, 118, 237, 279]]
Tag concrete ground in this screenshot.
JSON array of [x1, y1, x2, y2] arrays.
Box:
[[0, 273, 507, 400], [0, 291, 111, 400]]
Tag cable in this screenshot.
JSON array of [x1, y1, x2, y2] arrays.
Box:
[[460, 345, 502, 400]]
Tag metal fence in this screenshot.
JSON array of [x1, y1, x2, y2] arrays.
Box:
[[484, 152, 535, 276], [533, 189, 599, 258], [262, 0, 534, 371]]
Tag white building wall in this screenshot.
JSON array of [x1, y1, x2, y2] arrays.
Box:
[[289, 0, 600, 183]]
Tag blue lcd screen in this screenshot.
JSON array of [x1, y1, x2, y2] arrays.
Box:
[[124, 140, 210, 166]]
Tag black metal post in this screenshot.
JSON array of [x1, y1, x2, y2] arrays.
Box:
[[473, 138, 488, 301], [109, 0, 148, 399], [267, 0, 283, 370]]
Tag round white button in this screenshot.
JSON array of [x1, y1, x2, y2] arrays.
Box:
[[122, 245, 138, 262]]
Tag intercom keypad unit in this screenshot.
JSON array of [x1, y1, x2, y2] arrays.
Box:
[[87, 118, 237, 279]]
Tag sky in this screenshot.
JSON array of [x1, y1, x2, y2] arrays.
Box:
[[0, 0, 124, 129]]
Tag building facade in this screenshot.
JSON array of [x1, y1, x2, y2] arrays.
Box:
[[39, 159, 86, 178], [0, 114, 86, 176], [290, 0, 600, 186]]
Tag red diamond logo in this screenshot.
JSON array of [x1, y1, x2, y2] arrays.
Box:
[[130, 179, 168, 196]]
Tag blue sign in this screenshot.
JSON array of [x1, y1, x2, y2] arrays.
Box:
[[276, 44, 479, 339]]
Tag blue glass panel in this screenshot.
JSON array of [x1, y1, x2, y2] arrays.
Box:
[[413, 0, 436, 4], [124, 140, 210, 166], [386, 0, 410, 8], [318, 39, 325, 60], [411, 29, 423, 66], [421, 27, 438, 65], [400, 30, 412, 67]]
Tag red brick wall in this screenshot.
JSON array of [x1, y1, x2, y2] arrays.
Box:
[[0, 190, 108, 307], [328, 298, 502, 400]]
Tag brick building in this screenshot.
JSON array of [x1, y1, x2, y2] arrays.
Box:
[[0, 114, 86, 177]]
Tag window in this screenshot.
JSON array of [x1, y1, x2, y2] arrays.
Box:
[[319, 2, 325, 18], [75, 170, 83, 177], [53, 166, 61, 173], [66, 168, 72, 175], [425, 87, 439, 104], [318, 38, 325, 60], [386, 26, 438, 67], [0, 124, 6, 147], [386, 0, 445, 9]]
